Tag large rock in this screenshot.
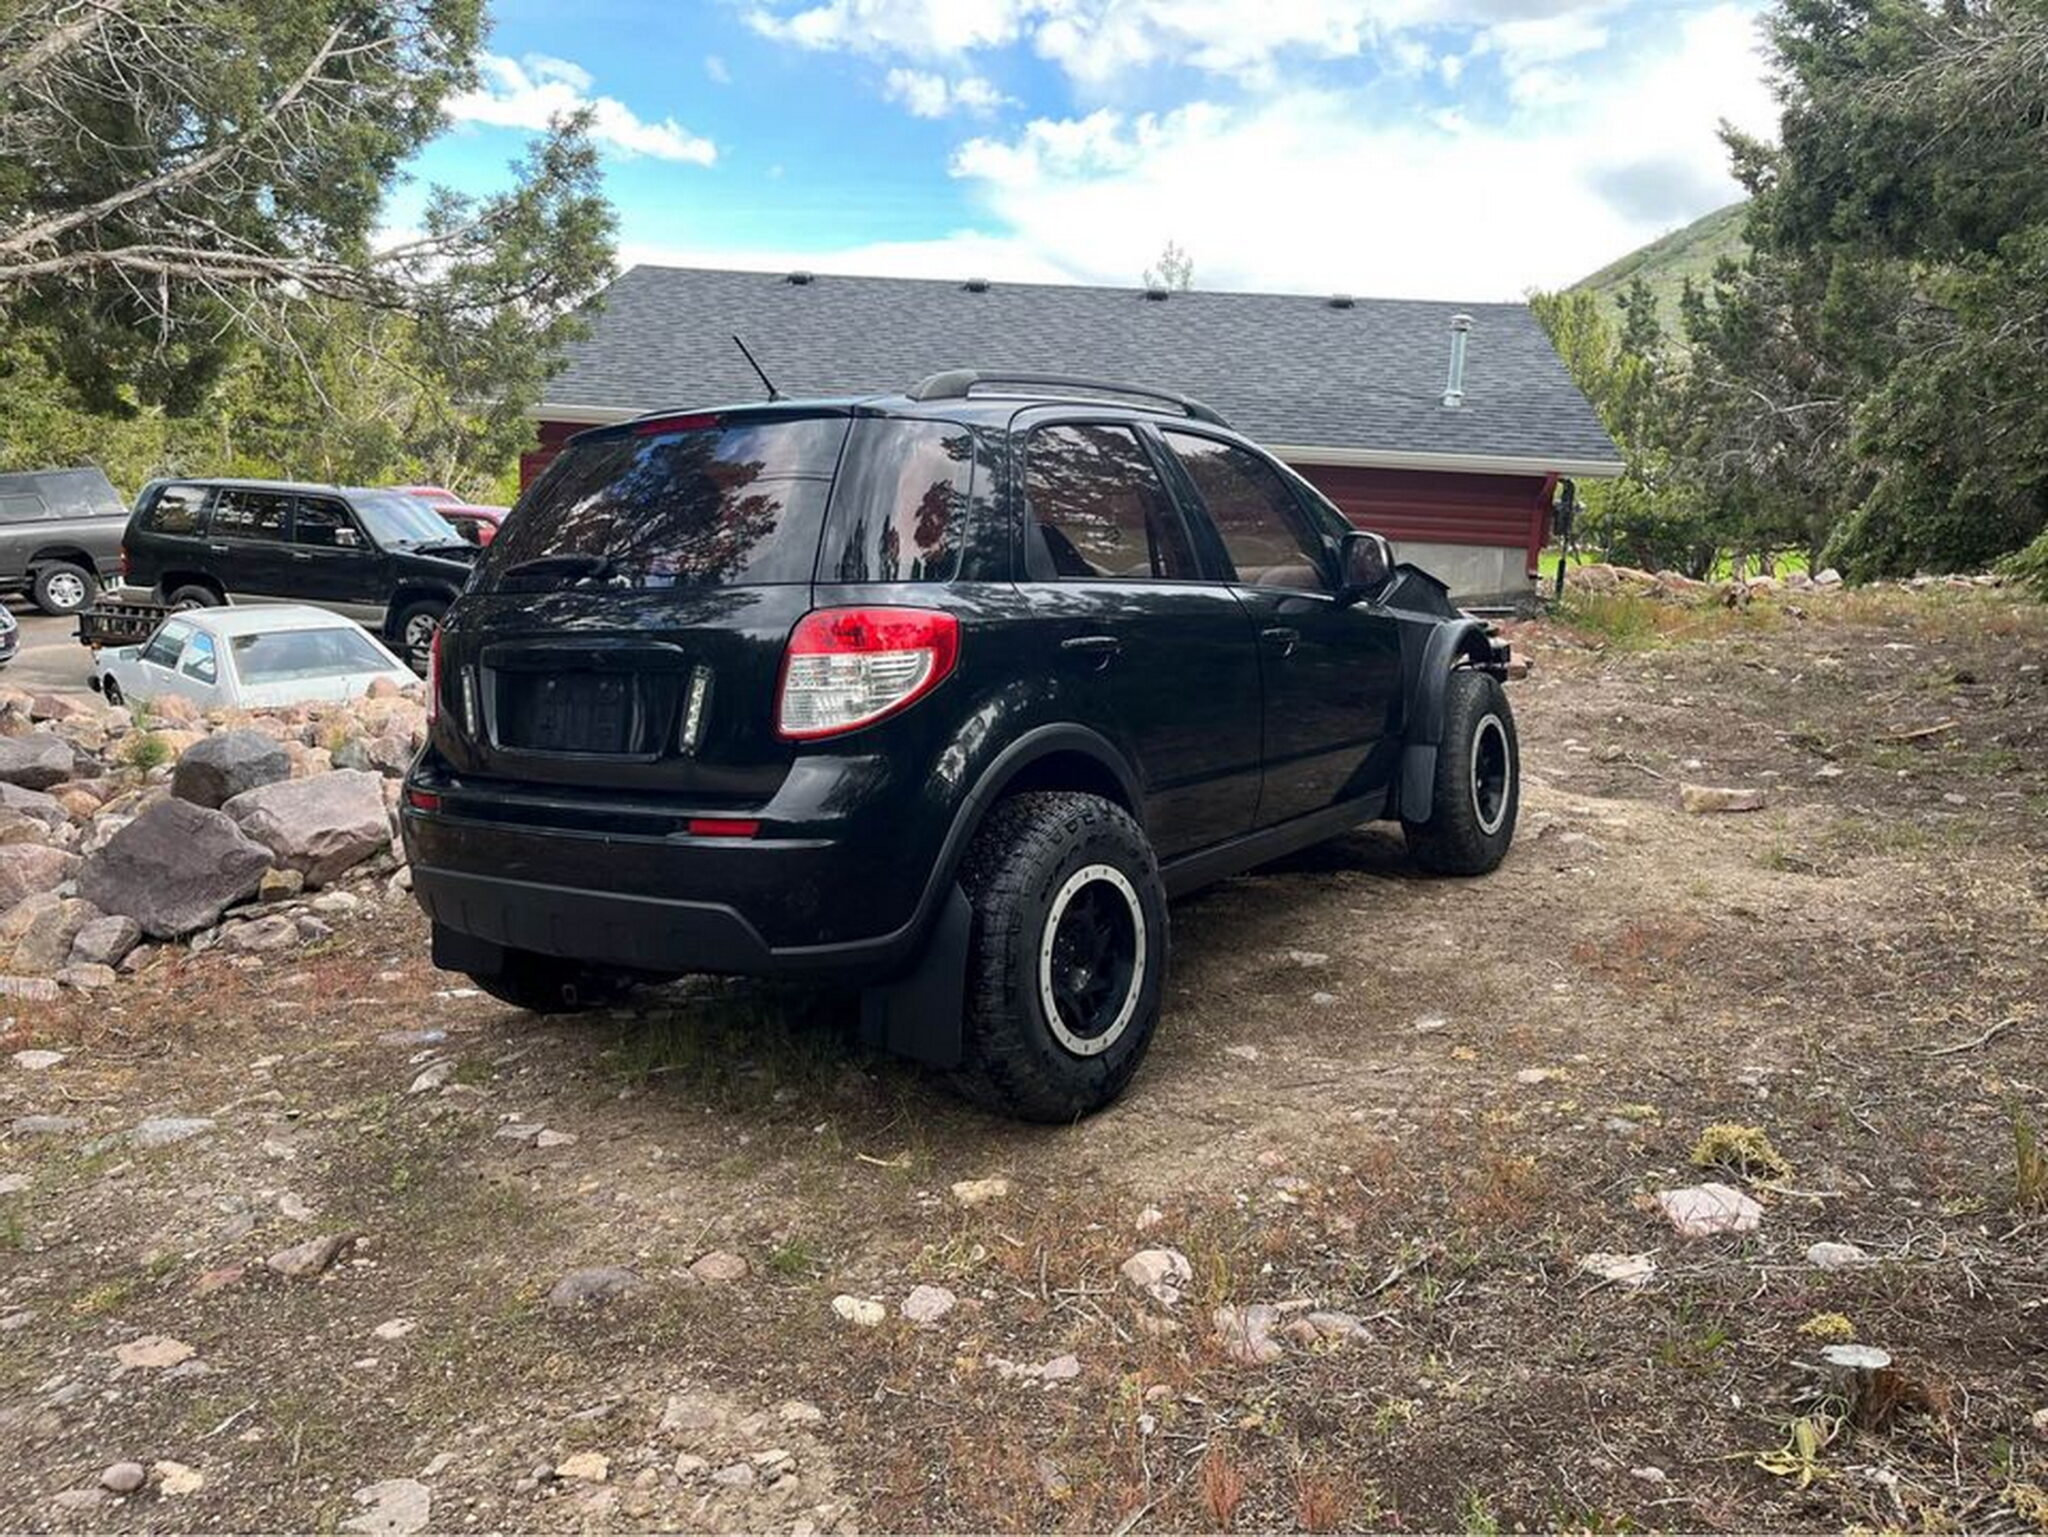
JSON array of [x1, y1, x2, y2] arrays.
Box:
[[76, 799, 271, 938], [222, 771, 387, 887], [0, 783, 69, 831], [0, 734, 78, 791], [12, 897, 100, 975], [0, 843, 79, 909], [70, 913, 142, 968], [171, 729, 290, 809]]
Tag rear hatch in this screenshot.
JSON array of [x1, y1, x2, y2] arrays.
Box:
[[432, 409, 853, 805]]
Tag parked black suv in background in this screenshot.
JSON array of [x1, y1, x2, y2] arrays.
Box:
[[403, 374, 1520, 1121], [122, 479, 477, 669]]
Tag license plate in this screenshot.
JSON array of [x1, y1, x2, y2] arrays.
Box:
[[496, 672, 641, 754]]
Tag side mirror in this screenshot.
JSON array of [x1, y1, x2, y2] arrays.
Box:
[[335, 528, 359, 548], [1336, 530, 1395, 604]]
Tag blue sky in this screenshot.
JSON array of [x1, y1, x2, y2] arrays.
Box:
[[402, 0, 1779, 301]]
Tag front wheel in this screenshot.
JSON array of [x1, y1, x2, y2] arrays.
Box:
[[100, 676, 124, 707], [469, 949, 632, 1014], [392, 599, 446, 676], [1403, 670, 1520, 876], [950, 791, 1168, 1123], [165, 584, 222, 611]]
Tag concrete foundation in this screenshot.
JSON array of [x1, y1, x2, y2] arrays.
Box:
[[1390, 540, 1537, 609]]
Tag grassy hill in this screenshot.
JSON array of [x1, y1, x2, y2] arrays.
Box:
[[1574, 200, 1748, 324]]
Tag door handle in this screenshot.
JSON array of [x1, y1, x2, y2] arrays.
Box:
[[1059, 634, 1121, 668], [1262, 625, 1299, 657], [289, 550, 313, 560], [207, 543, 228, 554]]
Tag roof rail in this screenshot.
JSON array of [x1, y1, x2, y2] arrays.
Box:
[[906, 370, 1233, 428]]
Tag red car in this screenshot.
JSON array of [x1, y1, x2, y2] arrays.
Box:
[[396, 486, 507, 546]]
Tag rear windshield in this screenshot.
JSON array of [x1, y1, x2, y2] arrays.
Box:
[[477, 415, 850, 591], [232, 627, 392, 683]]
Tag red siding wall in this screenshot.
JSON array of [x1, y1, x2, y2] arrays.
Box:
[[520, 419, 583, 489], [1292, 463, 1554, 571]]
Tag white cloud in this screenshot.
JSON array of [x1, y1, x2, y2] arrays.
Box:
[[747, 0, 1031, 56], [446, 54, 718, 164], [936, 4, 1775, 298], [705, 54, 733, 84], [883, 68, 1013, 117]]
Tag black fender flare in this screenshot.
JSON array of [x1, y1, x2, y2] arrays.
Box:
[[1397, 618, 1497, 824], [860, 722, 1141, 1070]]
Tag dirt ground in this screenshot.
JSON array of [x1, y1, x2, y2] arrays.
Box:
[[3, 585, 2046, 1534]]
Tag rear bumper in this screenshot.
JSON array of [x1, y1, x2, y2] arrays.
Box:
[[411, 862, 919, 979], [399, 758, 952, 981]]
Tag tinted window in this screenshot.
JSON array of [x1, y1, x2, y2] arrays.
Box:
[[1166, 432, 1328, 589], [0, 494, 44, 522], [232, 627, 392, 683], [179, 631, 218, 685], [140, 619, 193, 668], [479, 416, 849, 592], [213, 489, 290, 543], [822, 419, 972, 583], [140, 485, 209, 536], [1025, 425, 1195, 580], [294, 497, 358, 549]]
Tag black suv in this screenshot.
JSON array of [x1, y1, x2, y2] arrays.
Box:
[[402, 374, 1520, 1121], [122, 479, 477, 668]]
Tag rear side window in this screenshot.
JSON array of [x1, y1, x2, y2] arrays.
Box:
[[820, 419, 972, 583], [1025, 425, 1196, 581], [480, 415, 849, 591], [139, 486, 209, 536], [213, 488, 290, 543], [0, 494, 44, 522]]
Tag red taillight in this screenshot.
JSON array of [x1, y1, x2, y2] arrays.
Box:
[[632, 412, 719, 437], [686, 818, 759, 838], [425, 627, 443, 723], [776, 607, 960, 741], [404, 787, 442, 812]]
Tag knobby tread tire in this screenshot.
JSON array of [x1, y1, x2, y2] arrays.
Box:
[[1404, 669, 1520, 876], [949, 790, 1168, 1123]]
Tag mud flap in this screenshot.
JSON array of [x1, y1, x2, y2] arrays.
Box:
[[1398, 743, 1438, 825], [432, 921, 507, 977], [859, 883, 970, 1069]]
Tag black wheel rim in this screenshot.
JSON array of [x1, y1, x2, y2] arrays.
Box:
[[1039, 864, 1145, 1055], [1471, 714, 1511, 834]]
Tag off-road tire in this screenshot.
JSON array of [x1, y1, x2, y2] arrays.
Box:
[[1404, 669, 1519, 876], [469, 950, 630, 1014], [31, 561, 95, 616], [165, 584, 222, 610], [950, 791, 1168, 1122]]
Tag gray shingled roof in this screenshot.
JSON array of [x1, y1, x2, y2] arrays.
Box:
[[538, 266, 1622, 474]]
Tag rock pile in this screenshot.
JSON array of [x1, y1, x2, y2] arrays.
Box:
[[0, 682, 426, 990]]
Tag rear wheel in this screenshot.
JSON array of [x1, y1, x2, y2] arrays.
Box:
[[469, 949, 631, 1014], [1403, 670, 1520, 875], [393, 599, 446, 675], [950, 791, 1168, 1122], [165, 584, 221, 611], [32, 561, 95, 616]]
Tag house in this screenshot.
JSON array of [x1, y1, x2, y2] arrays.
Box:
[[525, 265, 1623, 606]]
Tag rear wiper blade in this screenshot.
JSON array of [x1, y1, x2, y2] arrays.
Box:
[[501, 553, 619, 586]]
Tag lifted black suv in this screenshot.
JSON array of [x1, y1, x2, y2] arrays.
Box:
[[403, 373, 1521, 1120]]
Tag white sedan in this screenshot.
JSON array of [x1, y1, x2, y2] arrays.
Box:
[[92, 604, 418, 710]]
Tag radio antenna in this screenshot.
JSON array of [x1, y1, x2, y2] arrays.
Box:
[[732, 334, 781, 401]]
